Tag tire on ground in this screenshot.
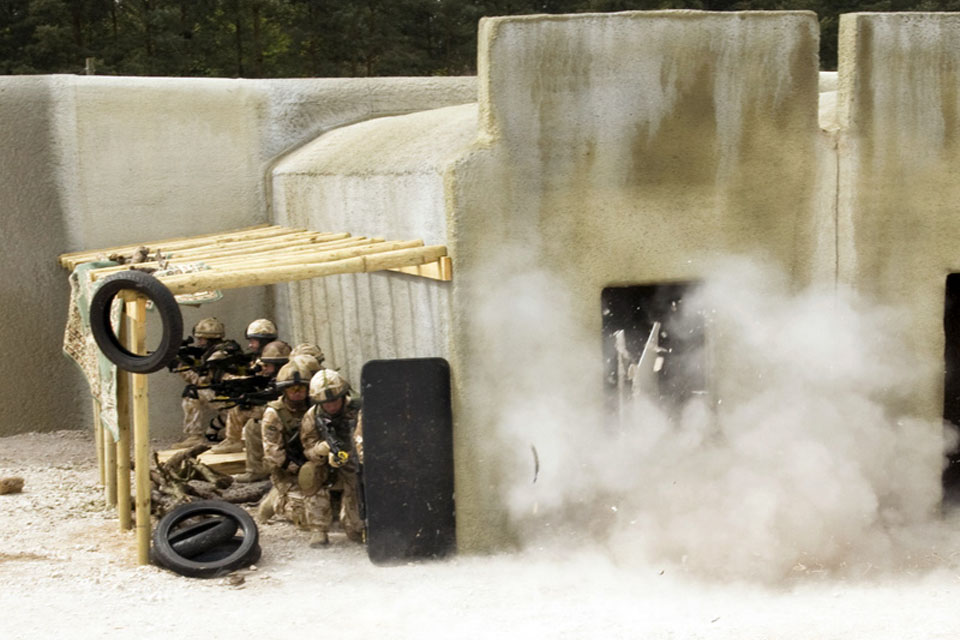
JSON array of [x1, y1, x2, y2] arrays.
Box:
[[89, 269, 183, 373], [167, 516, 240, 559], [151, 500, 260, 578]]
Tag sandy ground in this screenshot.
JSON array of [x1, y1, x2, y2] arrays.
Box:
[[2, 430, 960, 639]]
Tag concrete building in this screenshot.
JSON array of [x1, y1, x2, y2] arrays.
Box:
[[3, 11, 960, 551]]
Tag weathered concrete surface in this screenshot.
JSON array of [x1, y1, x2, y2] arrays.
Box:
[[0, 75, 475, 439], [837, 13, 960, 421], [447, 11, 823, 550], [272, 104, 477, 381]]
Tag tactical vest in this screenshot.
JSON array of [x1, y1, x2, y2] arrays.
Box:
[[267, 398, 308, 466]]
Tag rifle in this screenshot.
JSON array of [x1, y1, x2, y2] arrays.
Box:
[[166, 336, 208, 372], [182, 374, 276, 408], [315, 413, 353, 467]]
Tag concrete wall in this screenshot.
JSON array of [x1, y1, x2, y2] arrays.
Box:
[[447, 11, 824, 549], [0, 75, 475, 439], [837, 13, 960, 421]]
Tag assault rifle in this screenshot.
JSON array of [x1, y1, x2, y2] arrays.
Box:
[[315, 413, 353, 467], [166, 336, 209, 372], [183, 374, 278, 409]]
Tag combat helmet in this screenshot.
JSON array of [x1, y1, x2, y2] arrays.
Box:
[[245, 318, 278, 341], [192, 317, 225, 340], [258, 340, 292, 366], [276, 355, 323, 389], [291, 343, 325, 365], [309, 368, 350, 404]]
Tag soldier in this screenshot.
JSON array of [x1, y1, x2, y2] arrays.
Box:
[[234, 344, 325, 482], [169, 317, 225, 449], [245, 318, 278, 357], [257, 355, 323, 525], [290, 342, 325, 365], [299, 368, 364, 547], [209, 339, 291, 455]]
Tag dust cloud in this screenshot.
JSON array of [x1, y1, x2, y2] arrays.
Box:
[[482, 257, 960, 583]]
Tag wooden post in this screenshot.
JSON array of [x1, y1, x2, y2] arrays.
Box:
[[128, 296, 151, 564], [115, 304, 132, 530], [103, 427, 117, 507], [93, 398, 104, 487]]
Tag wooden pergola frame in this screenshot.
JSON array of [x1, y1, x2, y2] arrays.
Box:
[[59, 224, 451, 563]]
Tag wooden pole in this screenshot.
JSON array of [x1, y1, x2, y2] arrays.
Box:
[[115, 309, 132, 531], [57, 224, 281, 269], [103, 428, 117, 508], [93, 398, 104, 487], [159, 245, 448, 295], [129, 296, 152, 565]]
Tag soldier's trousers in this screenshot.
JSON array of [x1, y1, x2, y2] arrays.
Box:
[[302, 463, 363, 540], [181, 388, 216, 437], [242, 417, 267, 475]]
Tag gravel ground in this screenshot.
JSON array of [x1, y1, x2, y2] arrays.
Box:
[[2, 430, 960, 639]]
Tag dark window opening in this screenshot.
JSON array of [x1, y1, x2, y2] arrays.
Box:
[[602, 283, 708, 422], [943, 274, 960, 501]]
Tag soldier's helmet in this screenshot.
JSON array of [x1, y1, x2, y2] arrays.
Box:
[[245, 318, 278, 341], [290, 343, 325, 365], [276, 355, 322, 389], [309, 369, 350, 404], [258, 340, 292, 367], [192, 317, 225, 339]]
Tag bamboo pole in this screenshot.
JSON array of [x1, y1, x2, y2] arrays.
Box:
[[93, 398, 104, 487], [129, 296, 152, 565], [158, 245, 448, 295], [58, 224, 282, 269]]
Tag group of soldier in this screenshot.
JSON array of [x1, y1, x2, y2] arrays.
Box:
[[169, 317, 363, 548]]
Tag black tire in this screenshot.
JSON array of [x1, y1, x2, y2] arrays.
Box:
[[191, 536, 262, 565], [152, 500, 260, 578], [89, 269, 183, 373], [167, 516, 239, 559]]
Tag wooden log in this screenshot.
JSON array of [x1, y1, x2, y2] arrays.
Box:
[[129, 296, 151, 565], [158, 245, 448, 295], [103, 428, 117, 508], [115, 307, 132, 530], [86, 230, 341, 278], [58, 224, 281, 269], [93, 399, 104, 487], [200, 235, 376, 266], [201, 238, 411, 270]]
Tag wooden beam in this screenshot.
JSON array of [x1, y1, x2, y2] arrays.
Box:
[[158, 245, 448, 294], [86, 230, 341, 279], [58, 224, 283, 269], [388, 256, 453, 281], [93, 399, 104, 487], [103, 429, 116, 508], [201, 237, 393, 268], [128, 296, 151, 565]]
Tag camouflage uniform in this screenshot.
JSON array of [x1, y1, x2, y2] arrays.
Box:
[[261, 396, 310, 524], [300, 397, 364, 541], [179, 368, 216, 439]]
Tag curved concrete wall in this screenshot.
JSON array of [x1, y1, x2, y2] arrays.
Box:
[[0, 75, 475, 439], [271, 104, 477, 381]]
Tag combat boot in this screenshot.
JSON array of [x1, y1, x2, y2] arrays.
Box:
[[168, 434, 206, 450], [209, 438, 244, 454], [257, 487, 278, 523], [309, 530, 329, 548], [234, 470, 270, 483]]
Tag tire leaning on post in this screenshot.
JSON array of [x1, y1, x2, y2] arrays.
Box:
[[89, 269, 183, 374]]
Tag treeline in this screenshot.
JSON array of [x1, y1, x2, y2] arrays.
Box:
[[2, 1, 958, 77]]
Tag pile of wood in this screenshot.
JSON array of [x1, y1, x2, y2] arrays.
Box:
[[150, 445, 270, 517]]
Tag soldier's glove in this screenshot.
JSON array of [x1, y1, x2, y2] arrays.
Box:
[[311, 441, 331, 459], [328, 451, 347, 468]]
